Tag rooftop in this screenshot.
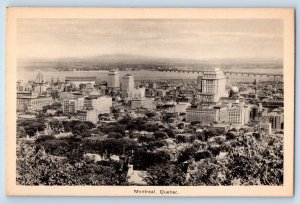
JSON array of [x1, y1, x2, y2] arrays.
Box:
[[65, 76, 96, 81]]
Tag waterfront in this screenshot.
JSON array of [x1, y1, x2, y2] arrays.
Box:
[[17, 68, 283, 85]]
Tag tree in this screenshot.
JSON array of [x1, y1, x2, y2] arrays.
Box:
[[145, 163, 186, 186], [98, 124, 125, 134], [16, 142, 122, 185], [225, 132, 236, 140], [137, 135, 155, 144], [164, 128, 175, 138], [145, 112, 156, 118], [107, 132, 124, 139], [145, 124, 159, 132], [178, 123, 184, 129], [154, 131, 168, 140], [176, 135, 188, 143], [195, 131, 205, 141], [187, 162, 222, 186], [132, 150, 170, 170], [177, 147, 196, 163], [17, 126, 27, 138], [194, 151, 212, 161]]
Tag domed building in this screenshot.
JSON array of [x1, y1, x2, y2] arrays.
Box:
[[229, 85, 239, 98]]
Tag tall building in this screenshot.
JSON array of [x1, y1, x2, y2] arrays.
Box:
[[122, 74, 134, 99], [62, 99, 78, 114], [62, 100, 70, 114], [107, 70, 120, 88], [69, 100, 77, 113], [198, 68, 227, 103], [91, 96, 113, 113]]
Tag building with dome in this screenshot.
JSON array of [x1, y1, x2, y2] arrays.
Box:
[[229, 85, 239, 98]]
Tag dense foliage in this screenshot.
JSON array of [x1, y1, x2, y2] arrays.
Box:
[[16, 142, 128, 185], [17, 114, 284, 186]]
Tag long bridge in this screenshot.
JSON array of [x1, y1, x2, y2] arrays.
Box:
[[158, 69, 283, 78]]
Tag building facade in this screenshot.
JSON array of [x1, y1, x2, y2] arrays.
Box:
[[133, 88, 145, 99], [17, 95, 53, 111], [65, 76, 96, 88], [122, 74, 134, 99], [107, 70, 120, 88], [186, 108, 219, 123], [91, 96, 113, 113], [225, 105, 250, 126], [198, 68, 227, 103], [267, 112, 284, 130]]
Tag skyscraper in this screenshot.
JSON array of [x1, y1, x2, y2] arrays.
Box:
[[107, 70, 120, 88], [198, 68, 227, 103], [122, 74, 134, 99]]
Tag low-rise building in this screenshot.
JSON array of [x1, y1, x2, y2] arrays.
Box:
[[131, 98, 156, 110], [17, 94, 53, 111], [186, 107, 219, 123], [65, 76, 96, 88], [255, 122, 272, 135]]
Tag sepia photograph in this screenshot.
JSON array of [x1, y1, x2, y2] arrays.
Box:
[[6, 8, 294, 196]]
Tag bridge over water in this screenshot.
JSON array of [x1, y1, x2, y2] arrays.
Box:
[[157, 69, 283, 78]]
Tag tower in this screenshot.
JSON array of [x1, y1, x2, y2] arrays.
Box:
[[107, 70, 120, 88], [122, 74, 134, 99], [198, 67, 227, 103]]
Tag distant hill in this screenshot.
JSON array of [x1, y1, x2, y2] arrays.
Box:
[[17, 54, 283, 72]]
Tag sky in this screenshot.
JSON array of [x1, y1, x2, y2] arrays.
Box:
[[17, 19, 283, 62]]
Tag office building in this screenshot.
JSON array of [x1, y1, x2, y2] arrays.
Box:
[[197, 68, 227, 103], [225, 104, 250, 126], [86, 109, 100, 123], [186, 107, 220, 123], [107, 70, 120, 88], [122, 74, 134, 99], [17, 94, 53, 111], [91, 96, 113, 113]]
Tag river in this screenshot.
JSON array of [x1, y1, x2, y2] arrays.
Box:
[[17, 69, 282, 85]]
